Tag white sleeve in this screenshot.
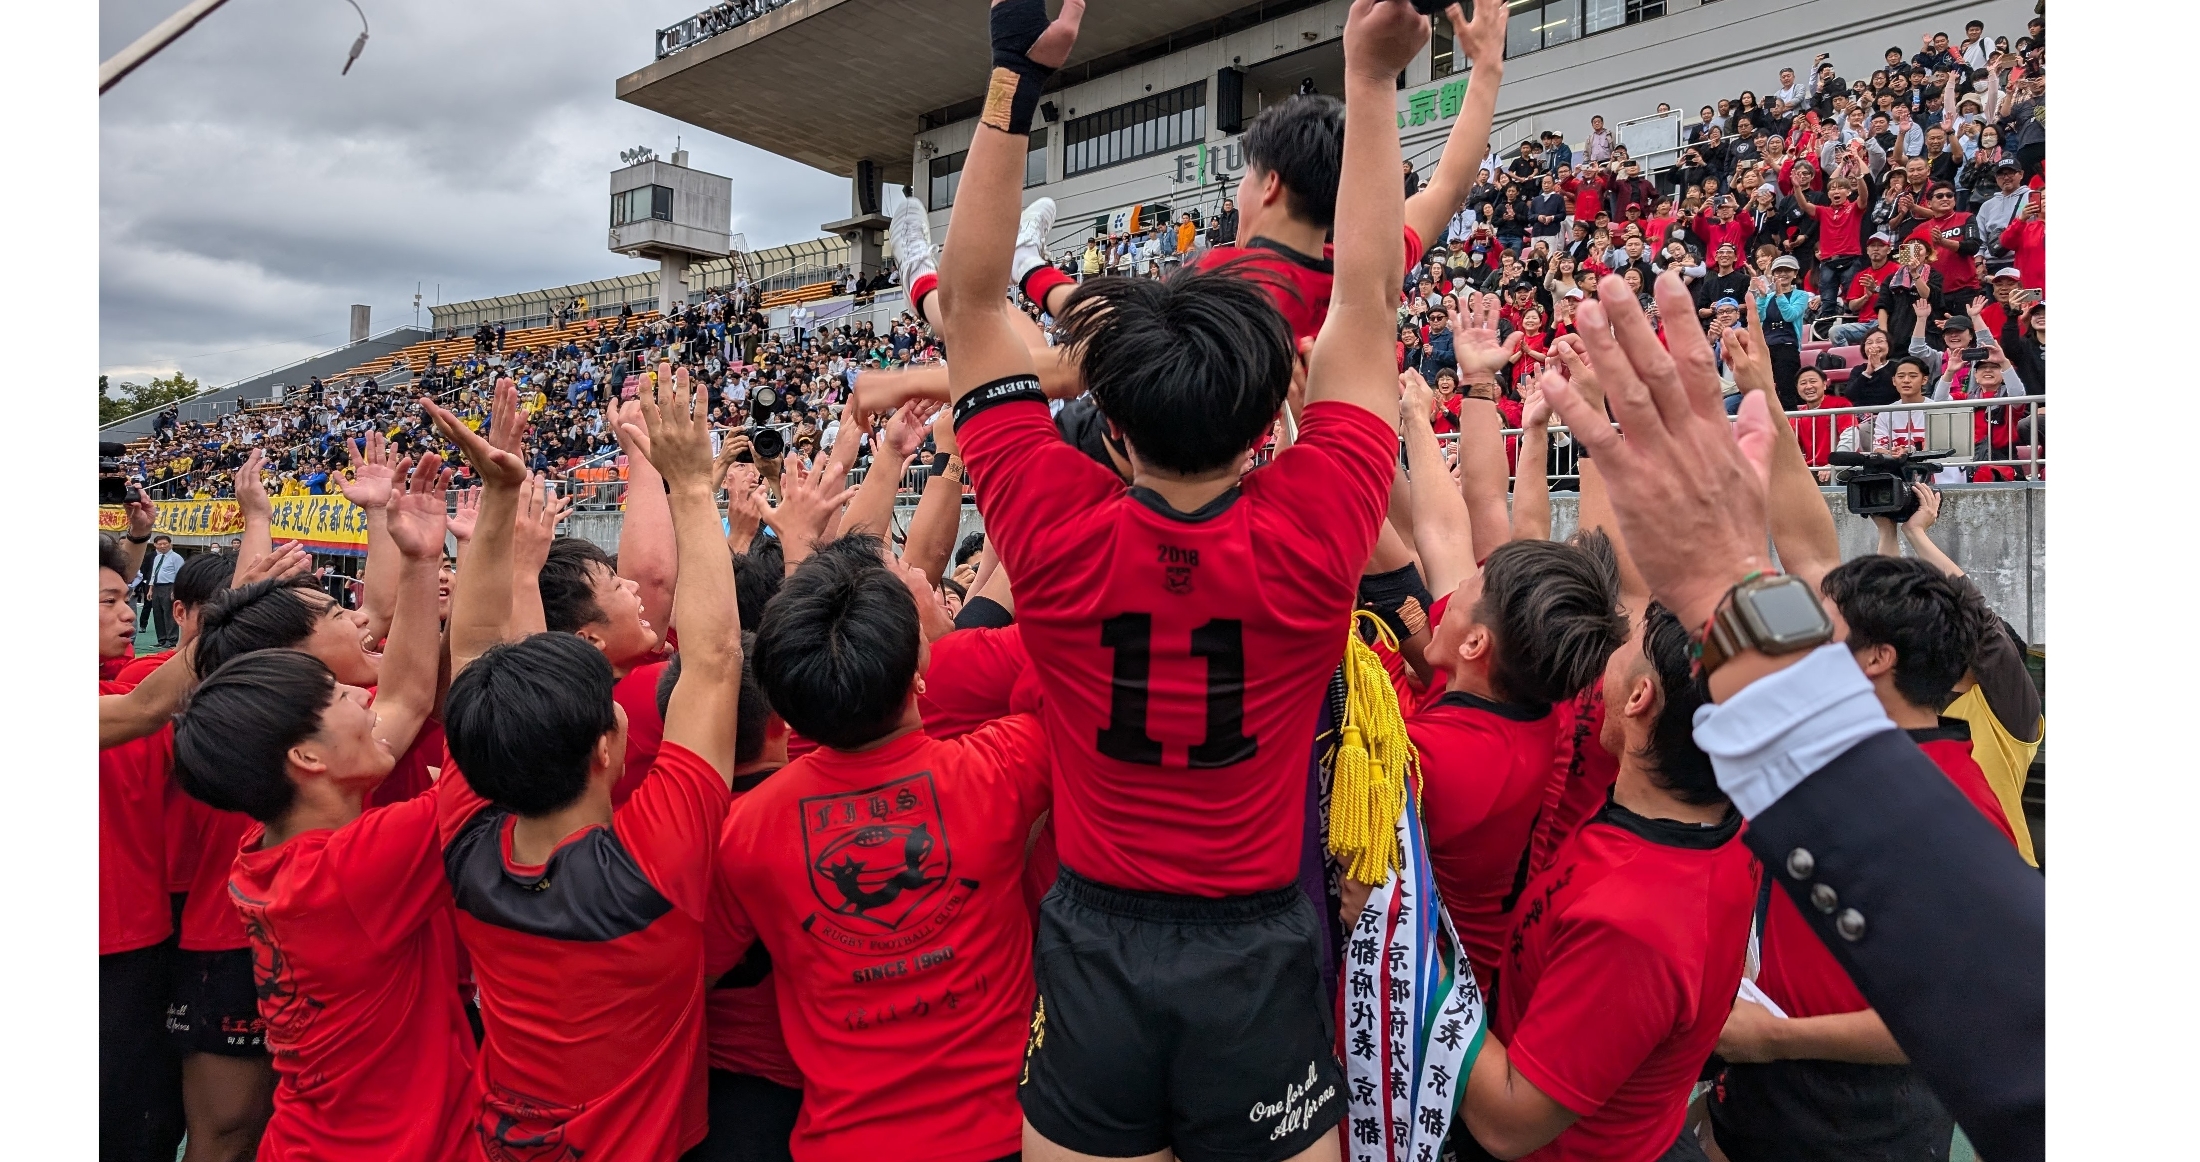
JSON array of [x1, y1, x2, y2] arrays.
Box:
[[1691, 642, 1897, 818]]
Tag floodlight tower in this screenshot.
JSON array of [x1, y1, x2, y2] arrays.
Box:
[[608, 145, 732, 316]]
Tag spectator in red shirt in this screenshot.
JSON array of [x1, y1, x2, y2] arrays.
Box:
[[1789, 363, 1856, 475], [1830, 232, 1899, 345], [1904, 182, 1982, 312], [1998, 187, 2045, 292]]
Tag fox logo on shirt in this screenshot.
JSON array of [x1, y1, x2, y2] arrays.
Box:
[[478, 1083, 584, 1162], [801, 773, 962, 950]]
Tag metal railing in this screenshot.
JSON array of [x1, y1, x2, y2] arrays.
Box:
[[655, 0, 797, 58]]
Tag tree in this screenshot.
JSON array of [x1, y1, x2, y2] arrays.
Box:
[[100, 372, 203, 426]]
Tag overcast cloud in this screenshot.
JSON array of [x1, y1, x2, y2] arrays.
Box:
[[100, 0, 846, 388]]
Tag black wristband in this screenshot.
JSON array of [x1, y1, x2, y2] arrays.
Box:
[[125, 533, 153, 544], [985, 0, 1056, 134], [952, 375, 1046, 429], [930, 451, 953, 477], [1358, 561, 1436, 642]]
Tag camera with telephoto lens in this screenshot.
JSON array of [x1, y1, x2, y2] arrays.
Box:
[[1828, 448, 1949, 521], [99, 441, 130, 506]]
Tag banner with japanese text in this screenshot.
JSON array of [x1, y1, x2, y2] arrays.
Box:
[[98, 495, 370, 556]]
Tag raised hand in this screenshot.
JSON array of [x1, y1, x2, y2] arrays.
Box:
[[236, 540, 312, 586], [1537, 270, 1781, 628], [1399, 367, 1438, 427], [999, 0, 1086, 71], [1521, 381, 1553, 429], [883, 399, 943, 460], [512, 475, 572, 573], [484, 377, 529, 460], [234, 448, 272, 520], [711, 430, 753, 494], [1455, 292, 1525, 374], [1452, 0, 1508, 68], [421, 396, 526, 489], [125, 486, 156, 540], [1344, 0, 1433, 82], [340, 429, 400, 510], [761, 456, 858, 556], [627, 362, 716, 490], [385, 454, 456, 562], [1904, 483, 1941, 532], [446, 486, 481, 542]]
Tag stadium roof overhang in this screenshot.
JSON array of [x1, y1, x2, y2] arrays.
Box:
[[615, 0, 1259, 180]]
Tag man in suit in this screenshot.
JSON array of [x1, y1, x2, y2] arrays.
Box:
[[1539, 270, 2044, 1162], [142, 536, 184, 648]]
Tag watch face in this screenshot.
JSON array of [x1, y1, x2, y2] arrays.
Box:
[[1745, 578, 1833, 645]]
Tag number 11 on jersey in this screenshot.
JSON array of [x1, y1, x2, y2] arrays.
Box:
[[1094, 613, 1256, 769]]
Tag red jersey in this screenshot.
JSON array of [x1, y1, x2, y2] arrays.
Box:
[[1813, 202, 1862, 257], [1565, 175, 1608, 223], [101, 650, 135, 682], [1906, 213, 1980, 291], [1844, 262, 1898, 320], [707, 719, 1051, 1162], [611, 659, 671, 807], [1755, 720, 2018, 1020], [1998, 218, 2045, 292], [367, 713, 443, 809], [1528, 683, 1620, 882], [440, 741, 732, 1160], [100, 680, 174, 955], [1789, 395, 1857, 467], [230, 789, 476, 1161], [1693, 211, 1755, 260], [1410, 690, 1559, 989], [959, 398, 1396, 895], [114, 648, 174, 688], [1186, 227, 1425, 346], [918, 625, 1035, 740], [1497, 802, 1755, 1162], [703, 765, 802, 1090]]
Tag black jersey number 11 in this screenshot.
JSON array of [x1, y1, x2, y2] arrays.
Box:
[[1095, 613, 1256, 768]]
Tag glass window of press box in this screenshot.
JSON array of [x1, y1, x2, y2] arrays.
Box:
[[1505, 0, 1665, 58], [612, 185, 674, 227], [1064, 81, 1207, 178], [929, 149, 968, 211]]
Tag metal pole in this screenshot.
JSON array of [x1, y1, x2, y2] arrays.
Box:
[[99, 0, 235, 94]]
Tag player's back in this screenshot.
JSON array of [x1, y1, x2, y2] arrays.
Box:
[[962, 396, 1397, 897]]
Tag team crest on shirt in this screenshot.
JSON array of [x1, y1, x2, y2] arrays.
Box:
[[799, 772, 976, 956]]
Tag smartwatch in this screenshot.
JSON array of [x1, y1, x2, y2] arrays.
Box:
[[1697, 572, 1835, 677]]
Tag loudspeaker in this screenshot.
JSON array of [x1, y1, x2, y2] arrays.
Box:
[[1215, 67, 1244, 135], [856, 160, 881, 216]]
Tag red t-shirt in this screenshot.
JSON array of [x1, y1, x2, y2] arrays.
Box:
[[367, 712, 443, 810], [1814, 202, 1862, 257], [1844, 262, 1899, 321], [707, 719, 1051, 1162], [100, 650, 135, 682], [959, 399, 1395, 895], [611, 659, 671, 807], [1566, 176, 1608, 223], [1906, 213, 1980, 291], [1496, 802, 1755, 1162], [113, 648, 174, 689], [703, 766, 803, 1090], [440, 740, 732, 1160], [1187, 227, 1426, 347], [1529, 683, 1621, 883], [100, 680, 175, 955], [1998, 218, 2045, 292], [918, 626, 1034, 741], [230, 789, 476, 1161], [1411, 690, 1560, 989], [1789, 396, 1858, 467], [1756, 720, 2018, 1019]]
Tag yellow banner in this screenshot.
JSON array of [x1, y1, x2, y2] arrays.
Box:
[[98, 494, 371, 554]]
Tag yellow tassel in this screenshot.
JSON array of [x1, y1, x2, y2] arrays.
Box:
[[1327, 611, 1422, 886]]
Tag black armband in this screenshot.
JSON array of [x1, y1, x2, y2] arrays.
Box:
[[955, 595, 1016, 631], [983, 0, 1057, 134], [952, 374, 1046, 429]]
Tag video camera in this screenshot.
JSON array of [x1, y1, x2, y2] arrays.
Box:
[[99, 441, 131, 506], [1828, 448, 1949, 521]]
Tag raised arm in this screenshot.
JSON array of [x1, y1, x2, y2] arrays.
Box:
[[234, 447, 273, 568], [1731, 298, 1840, 593], [116, 489, 156, 582], [614, 380, 679, 641], [936, 0, 1085, 406], [1509, 382, 1553, 542], [1399, 368, 1474, 596], [623, 364, 743, 781], [760, 456, 858, 577], [1452, 291, 1524, 562], [843, 401, 939, 541], [508, 476, 574, 639], [1550, 337, 1648, 609], [1403, 0, 1508, 251], [368, 453, 457, 750], [1306, 0, 1428, 422], [427, 381, 528, 675], [902, 404, 967, 586], [338, 431, 402, 643]]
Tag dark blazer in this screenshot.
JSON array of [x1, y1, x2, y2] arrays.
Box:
[[1742, 729, 2044, 1162]]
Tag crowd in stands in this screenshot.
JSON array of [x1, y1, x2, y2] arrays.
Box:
[[97, 5, 2043, 1162]]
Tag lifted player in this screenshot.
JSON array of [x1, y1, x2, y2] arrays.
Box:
[[935, 3, 1432, 1160], [860, 0, 1510, 417]]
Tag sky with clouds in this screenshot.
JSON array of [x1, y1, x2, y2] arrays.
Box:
[[99, 0, 847, 388]]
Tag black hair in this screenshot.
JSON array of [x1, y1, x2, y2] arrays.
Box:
[[540, 537, 615, 634], [196, 576, 329, 677], [1474, 534, 1628, 706], [1056, 267, 1295, 475], [753, 534, 919, 750], [1893, 355, 1932, 380], [954, 531, 987, 569], [99, 534, 127, 580], [655, 632, 772, 766], [173, 649, 336, 823], [444, 632, 619, 816], [1637, 603, 1725, 806], [734, 539, 786, 631], [1240, 94, 1344, 227], [173, 550, 238, 613], [1821, 555, 1988, 711]]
